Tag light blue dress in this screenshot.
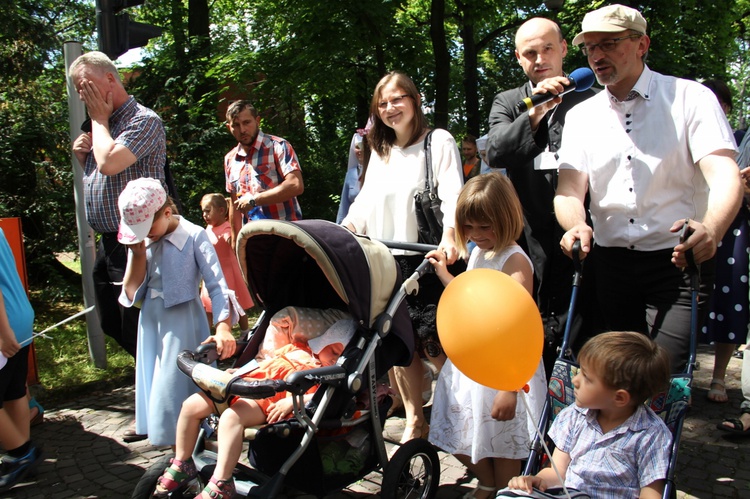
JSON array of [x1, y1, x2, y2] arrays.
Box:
[[120, 216, 234, 446]]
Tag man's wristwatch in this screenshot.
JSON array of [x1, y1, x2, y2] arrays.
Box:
[[248, 196, 256, 208]]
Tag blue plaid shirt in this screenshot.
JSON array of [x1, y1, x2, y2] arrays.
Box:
[[83, 96, 166, 233], [549, 404, 671, 498]]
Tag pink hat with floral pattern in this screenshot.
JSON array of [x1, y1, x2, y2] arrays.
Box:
[[117, 178, 166, 244]]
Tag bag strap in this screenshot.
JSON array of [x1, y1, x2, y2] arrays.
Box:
[[423, 129, 435, 192]]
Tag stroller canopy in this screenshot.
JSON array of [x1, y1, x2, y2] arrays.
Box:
[[236, 220, 414, 367]]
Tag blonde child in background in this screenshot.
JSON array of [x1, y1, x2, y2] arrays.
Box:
[[118, 178, 237, 447], [426, 172, 547, 499], [200, 193, 254, 336]]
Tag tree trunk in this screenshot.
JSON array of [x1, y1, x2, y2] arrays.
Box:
[[187, 0, 213, 104], [430, 0, 450, 129], [188, 0, 210, 58], [459, 3, 480, 136], [169, 0, 186, 58]]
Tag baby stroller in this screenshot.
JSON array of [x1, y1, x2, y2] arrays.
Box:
[[502, 240, 696, 499], [132, 219, 441, 499]]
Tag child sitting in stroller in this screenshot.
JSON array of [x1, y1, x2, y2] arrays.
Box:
[[154, 318, 355, 499], [501, 332, 672, 499]]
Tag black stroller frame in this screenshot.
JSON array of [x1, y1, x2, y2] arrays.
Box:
[[510, 236, 699, 499], [132, 220, 441, 499]]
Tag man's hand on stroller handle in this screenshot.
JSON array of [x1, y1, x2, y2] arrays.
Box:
[[559, 224, 592, 260], [670, 217, 714, 268]]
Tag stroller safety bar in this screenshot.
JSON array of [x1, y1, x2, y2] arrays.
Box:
[[177, 349, 349, 399]]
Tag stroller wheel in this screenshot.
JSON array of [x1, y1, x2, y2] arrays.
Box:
[[381, 439, 440, 499], [132, 454, 204, 499]]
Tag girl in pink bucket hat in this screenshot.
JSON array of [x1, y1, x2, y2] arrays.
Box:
[[117, 178, 239, 447]]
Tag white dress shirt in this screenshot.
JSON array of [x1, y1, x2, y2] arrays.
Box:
[[558, 66, 737, 251]]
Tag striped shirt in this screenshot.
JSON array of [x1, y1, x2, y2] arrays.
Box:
[[549, 404, 671, 498], [83, 96, 166, 233], [224, 130, 302, 221]]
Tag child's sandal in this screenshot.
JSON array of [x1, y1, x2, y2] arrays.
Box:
[[199, 476, 236, 499], [154, 457, 198, 497]]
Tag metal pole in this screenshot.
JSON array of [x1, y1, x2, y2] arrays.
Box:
[[64, 41, 107, 369]]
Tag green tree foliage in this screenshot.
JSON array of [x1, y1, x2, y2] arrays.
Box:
[[4, 0, 749, 290], [1, 0, 93, 293]]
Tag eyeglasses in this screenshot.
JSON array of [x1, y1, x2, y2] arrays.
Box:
[[580, 34, 642, 56], [378, 94, 410, 110]]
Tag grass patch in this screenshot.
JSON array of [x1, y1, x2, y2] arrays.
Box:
[[29, 292, 135, 405], [56, 252, 81, 274]]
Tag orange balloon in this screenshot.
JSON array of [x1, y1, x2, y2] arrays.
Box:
[[436, 268, 543, 391]]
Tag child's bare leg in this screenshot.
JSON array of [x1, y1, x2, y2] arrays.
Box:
[[493, 458, 522, 491], [174, 392, 214, 461], [154, 393, 213, 495], [212, 399, 266, 480], [455, 454, 497, 498], [0, 397, 29, 450]]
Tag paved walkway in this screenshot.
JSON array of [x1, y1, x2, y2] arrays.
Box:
[[4, 345, 749, 499]]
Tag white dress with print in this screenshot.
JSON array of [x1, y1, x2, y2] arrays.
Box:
[[428, 245, 547, 463]]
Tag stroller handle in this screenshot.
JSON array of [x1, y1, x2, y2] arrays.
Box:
[[376, 239, 437, 289], [376, 239, 439, 254], [571, 240, 583, 286]]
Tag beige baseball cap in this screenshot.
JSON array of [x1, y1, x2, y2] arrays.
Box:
[[572, 4, 647, 46]]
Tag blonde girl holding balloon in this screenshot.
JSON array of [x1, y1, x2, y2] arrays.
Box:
[[426, 172, 546, 499]]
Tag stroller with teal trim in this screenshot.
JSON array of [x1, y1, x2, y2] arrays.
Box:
[[498, 240, 697, 499]]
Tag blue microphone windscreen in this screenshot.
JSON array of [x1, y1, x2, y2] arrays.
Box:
[[570, 67, 595, 92]]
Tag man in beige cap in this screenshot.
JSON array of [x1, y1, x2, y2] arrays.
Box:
[[553, 4, 742, 371]]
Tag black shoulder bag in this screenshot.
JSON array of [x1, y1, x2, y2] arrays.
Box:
[[414, 130, 443, 245]]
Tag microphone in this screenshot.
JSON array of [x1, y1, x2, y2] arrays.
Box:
[[515, 67, 595, 113]]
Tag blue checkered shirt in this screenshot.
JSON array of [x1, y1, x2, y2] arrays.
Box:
[[549, 404, 671, 498], [83, 96, 166, 233]]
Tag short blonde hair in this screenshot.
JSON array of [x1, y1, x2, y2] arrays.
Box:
[[578, 331, 671, 405], [454, 172, 524, 259], [201, 193, 229, 213], [154, 197, 179, 218]]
